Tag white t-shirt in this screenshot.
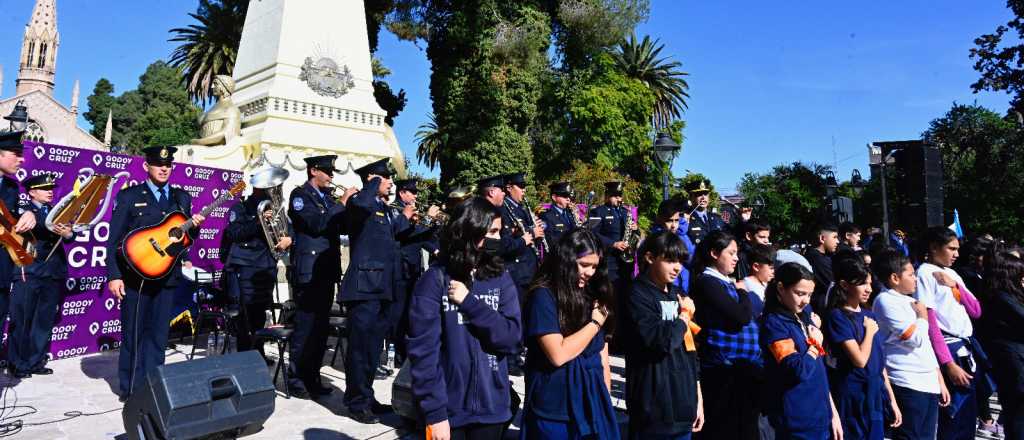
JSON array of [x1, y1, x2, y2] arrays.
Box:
[[915, 263, 972, 339], [742, 276, 766, 302], [872, 289, 940, 394]]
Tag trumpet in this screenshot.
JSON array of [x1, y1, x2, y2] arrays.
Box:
[[327, 182, 352, 203]]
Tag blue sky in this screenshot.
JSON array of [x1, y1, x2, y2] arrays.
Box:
[[1, 1, 1015, 193]]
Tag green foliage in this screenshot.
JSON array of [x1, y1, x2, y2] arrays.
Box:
[[535, 160, 647, 228], [673, 172, 720, 211], [613, 34, 690, 129], [922, 103, 1024, 239], [739, 162, 834, 244], [168, 0, 248, 104], [85, 61, 201, 154], [415, 113, 443, 171], [553, 0, 650, 70], [83, 79, 115, 139], [373, 80, 407, 126], [971, 0, 1024, 112]]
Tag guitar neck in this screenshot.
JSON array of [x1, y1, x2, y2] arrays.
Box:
[[180, 192, 235, 232]]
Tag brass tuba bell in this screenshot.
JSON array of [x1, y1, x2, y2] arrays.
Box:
[[249, 166, 292, 263]]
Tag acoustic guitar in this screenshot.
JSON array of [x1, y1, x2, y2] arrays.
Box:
[[121, 181, 245, 280], [0, 199, 36, 266]]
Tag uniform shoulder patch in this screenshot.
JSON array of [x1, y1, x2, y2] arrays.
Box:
[[292, 197, 304, 211]]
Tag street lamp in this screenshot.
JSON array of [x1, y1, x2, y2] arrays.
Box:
[[653, 132, 681, 201], [850, 169, 866, 196], [868, 143, 899, 240], [824, 170, 838, 198], [3, 100, 33, 133]]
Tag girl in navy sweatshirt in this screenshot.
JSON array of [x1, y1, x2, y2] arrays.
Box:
[[759, 262, 842, 440], [623, 231, 703, 439], [823, 257, 902, 440], [407, 198, 523, 440], [521, 229, 619, 439]]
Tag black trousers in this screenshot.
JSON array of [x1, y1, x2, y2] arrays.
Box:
[[225, 266, 275, 355], [343, 299, 391, 411], [119, 281, 175, 397], [8, 277, 61, 373], [288, 278, 333, 389], [449, 422, 506, 440], [388, 277, 417, 363], [694, 364, 761, 440]]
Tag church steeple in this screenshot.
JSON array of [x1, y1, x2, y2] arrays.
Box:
[[15, 0, 59, 96]]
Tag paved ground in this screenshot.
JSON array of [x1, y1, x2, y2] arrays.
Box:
[[0, 336, 1003, 439]]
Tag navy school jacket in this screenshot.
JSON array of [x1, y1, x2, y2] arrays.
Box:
[[759, 307, 832, 433], [406, 265, 522, 427]]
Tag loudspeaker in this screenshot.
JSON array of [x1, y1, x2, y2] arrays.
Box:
[[123, 350, 276, 440], [876, 140, 945, 235]]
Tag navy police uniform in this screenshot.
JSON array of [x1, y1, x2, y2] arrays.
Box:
[[0, 131, 25, 364], [8, 175, 68, 377], [286, 156, 346, 395], [388, 179, 438, 366], [685, 180, 727, 245], [224, 184, 290, 358], [107, 146, 196, 398], [340, 158, 411, 417], [538, 181, 577, 247], [589, 182, 632, 283], [499, 173, 539, 296]]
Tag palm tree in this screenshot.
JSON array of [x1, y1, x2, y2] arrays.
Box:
[[168, 0, 248, 104], [612, 34, 690, 130], [415, 114, 444, 170]]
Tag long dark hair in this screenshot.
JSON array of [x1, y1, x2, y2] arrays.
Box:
[[530, 229, 615, 335], [764, 262, 815, 314], [826, 258, 872, 311], [440, 197, 504, 284], [917, 226, 958, 265], [689, 230, 736, 291], [984, 251, 1024, 305]]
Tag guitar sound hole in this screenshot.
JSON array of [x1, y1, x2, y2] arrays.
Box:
[[168, 227, 184, 240]]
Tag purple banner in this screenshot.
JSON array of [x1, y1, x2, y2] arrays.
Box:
[[9, 142, 243, 361]]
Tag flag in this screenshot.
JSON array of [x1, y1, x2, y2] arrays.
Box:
[[948, 209, 964, 239]]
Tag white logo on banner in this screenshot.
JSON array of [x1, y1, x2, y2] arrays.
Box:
[[105, 298, 116, 311], [198, 248, 206, 259], [185, 166, 193, 177], [222, 172, 229, 182], [33, 146, 45, 159], [15, 169, 26, 181], [66, 278, 76, 291], [212, 188, 220, 199], [92, 153, 103, 166], [89, 322, 100, 335]]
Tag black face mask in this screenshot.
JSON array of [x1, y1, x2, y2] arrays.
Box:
[[480, 237, 502, 257]]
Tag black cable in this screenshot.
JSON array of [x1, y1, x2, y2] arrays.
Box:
[[0, 382, 122, 437]]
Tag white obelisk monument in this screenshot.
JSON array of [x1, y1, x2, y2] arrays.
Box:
[[178, 0, 405, 190]]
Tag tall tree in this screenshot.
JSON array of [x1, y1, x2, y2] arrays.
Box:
[[612, 34, 690, 130], [415, 113, 443, 170], [739, 162, 835, 244], [923, 103, 1024, 238], [971, 0, 1024, 113], [83, 79, 116, 139], [168, 0, 248, 104]]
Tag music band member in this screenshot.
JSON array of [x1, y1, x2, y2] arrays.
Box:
[[223, 172, 293, 365], [107, 146, 205, 401], [286, 155, 354, 399], [8, 174, 72, 378], [499, 172, 542, 376], [685, 179, 726, 246], [341, 158, 412, 424], [476, 175, 507, 208], [0, 132, 35, 372], [538, 181, 577, 247], [388, 178, 439, 370], [589, 182, 635, 286]]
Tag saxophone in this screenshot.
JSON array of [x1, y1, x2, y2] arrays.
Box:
[[619, 207, 642, 264], [503, 198, 541, 258]]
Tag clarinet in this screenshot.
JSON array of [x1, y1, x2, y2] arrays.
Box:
[[522, 197, 548, 255], [503, 199, 541, 258]]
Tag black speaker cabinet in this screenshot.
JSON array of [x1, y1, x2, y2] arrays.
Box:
[[874, 140, 945, 235], [123, 350, 276, 440]]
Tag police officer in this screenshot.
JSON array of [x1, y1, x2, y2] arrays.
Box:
[[107, 146, 205, 401], [539, 181, 577, 246], [286, 155, 353, 399], [589, 182, 635, 285], [0, 132, 34, 375], [7, 174, 72, 379], [387, 178, 439, 369], [476, 174, 507, 208], [341, 158, 412, 424], [224, 172, 293, 365], [685, 179, 726, 245]]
